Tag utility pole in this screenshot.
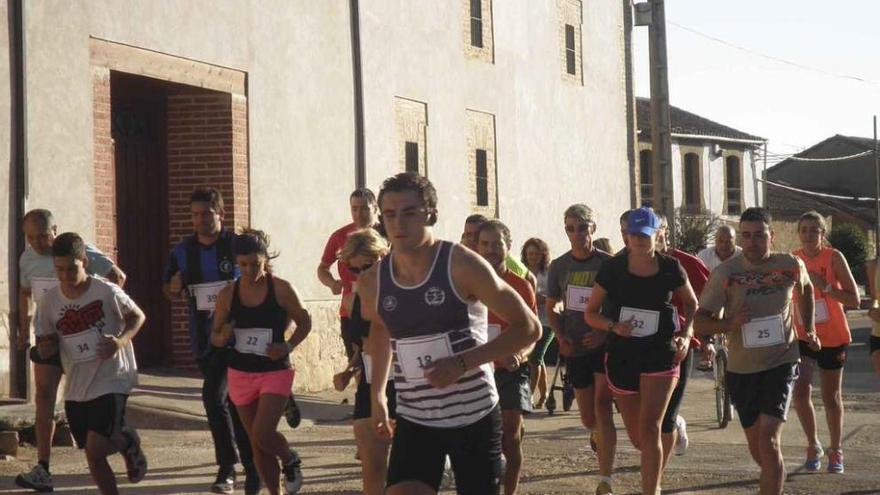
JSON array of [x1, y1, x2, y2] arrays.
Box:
[[874, 115, 879, 257], [645, 0, 675, 244]]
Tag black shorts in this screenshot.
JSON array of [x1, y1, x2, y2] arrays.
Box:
[[353, 376, 397, 420], [388, 406, 503, 494], [65, 394, 128, 449], [662, 347, 693, 433], [566, 350, 605, 390], [727, 362, 798, 429], [798, 341, 848, 370], [871, 335, 880, 354], [495, 365, 532, 413], [340, 317, 357, 360], [605, 346, 678, 395], [29, 346, 62, 368]]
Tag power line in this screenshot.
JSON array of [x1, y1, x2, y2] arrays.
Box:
[[667, 20, 880, 88], [759, 178, 878, 202]]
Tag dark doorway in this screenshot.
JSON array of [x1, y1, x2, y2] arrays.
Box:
[[111, 72, 172, 367]]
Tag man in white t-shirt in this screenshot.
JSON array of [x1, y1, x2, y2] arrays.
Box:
[[697, 225, 742, 272], [15, 209, 126, 493], [36, 233, 146, 495]]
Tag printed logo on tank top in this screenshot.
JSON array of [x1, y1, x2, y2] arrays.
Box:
[[219, 260, 234, 274], [382, 295, 398, 312], [729, 269, 796, 297], [56, 300, 106, 336], [424, 286, 446, 306]]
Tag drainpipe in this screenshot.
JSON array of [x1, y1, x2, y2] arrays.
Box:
[[349, 0, 366, 188], [8, 0, 27, 398]]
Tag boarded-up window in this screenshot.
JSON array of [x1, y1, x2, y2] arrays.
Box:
[[476, 149, 489, 206], [684, 152, 701, 212], [470, 0, 483, 47], [405, 142, 419, 173], [565, 25, 576, 75], [639, 149, 653, 207], [726, 155, 742, 215]]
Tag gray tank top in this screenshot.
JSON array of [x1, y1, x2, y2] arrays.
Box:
[[377, 241, 498, 428]]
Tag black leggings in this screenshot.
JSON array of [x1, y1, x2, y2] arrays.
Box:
[[661, 347, 693, 433]]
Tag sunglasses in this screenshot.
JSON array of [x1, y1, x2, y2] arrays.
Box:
[[564, 224, 590, 233], [349, 263, 374, 275]]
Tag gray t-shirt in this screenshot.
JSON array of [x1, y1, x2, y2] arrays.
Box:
[[20, 244, 114, 288], [546, 250, 611, 356]]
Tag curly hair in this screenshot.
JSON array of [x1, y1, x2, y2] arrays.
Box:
[[520, 237, 550, 274]]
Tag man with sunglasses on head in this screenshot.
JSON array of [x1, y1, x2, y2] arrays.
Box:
[[546, 204, 616, 495], [359, 172, 540, 495]]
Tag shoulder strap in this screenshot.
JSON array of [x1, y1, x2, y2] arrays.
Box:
[[184, 234, 203, 286]]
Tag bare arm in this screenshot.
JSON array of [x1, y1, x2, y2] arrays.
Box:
[[105, 264, 127, 288], [796, 276, 817, 336], [317, 262, 343, 295], [210, 285, 235, 348], [674, 279, 698, 339], [827, 250, 860, 308], [16, 288, 32, 349], [98, 299, 146, 359]]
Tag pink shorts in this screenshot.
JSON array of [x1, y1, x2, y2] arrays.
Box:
[[228, 368, 294, 406]]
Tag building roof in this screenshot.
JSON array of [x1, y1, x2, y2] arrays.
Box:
[[636, 97, 764, 143], [766, 181, 875, 225]]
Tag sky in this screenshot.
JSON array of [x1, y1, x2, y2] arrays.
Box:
[[632, 0, 880, 164]]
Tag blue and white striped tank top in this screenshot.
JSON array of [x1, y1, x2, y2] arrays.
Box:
[[377, 241, 498, 428]]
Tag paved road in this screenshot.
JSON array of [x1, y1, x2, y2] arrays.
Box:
[[1, 316, 878, 494]]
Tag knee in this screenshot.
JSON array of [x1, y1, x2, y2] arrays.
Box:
[[792, 384, 812, 404], [85, 444, 107, 464]]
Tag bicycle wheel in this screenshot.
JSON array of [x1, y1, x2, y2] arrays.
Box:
[[715, 349, 731, 429]]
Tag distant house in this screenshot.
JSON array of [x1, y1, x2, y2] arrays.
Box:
[[636, 97, 766, 219], [766, 133, 878, 253]]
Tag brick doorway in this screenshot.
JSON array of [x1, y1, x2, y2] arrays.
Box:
[[93, 60, 248, 368]]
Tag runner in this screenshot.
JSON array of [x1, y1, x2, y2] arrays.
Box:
[[317, 188, 379, 361], [655, 214, 711, 462], [585, 207, 696, 495], [15, 209, 126, 493], [521, 237, 553, 409], [35, 233, 147, 495], [791, 211, 859, 474], [697, 225, 741, 271], [695, 207, 820, 495], [211, 229, 311, 495], [546, 204, 615, 495], [461, 214, 536, 287], [478, 220, 537, 495], [332, 228, 397, 494], [359, 172, 540, 495], [163, 187, 257, 494]]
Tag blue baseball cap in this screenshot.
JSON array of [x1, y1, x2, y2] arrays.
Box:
[[626, 207, 661, 236]]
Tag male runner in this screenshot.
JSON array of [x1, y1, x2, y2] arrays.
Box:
[[547, 204, 615, 495], [461, 214, 536, 287], [163, 187, 257, 494], [477, 219, 537, 495], [359, 172, 540, 495], [36, 233, 147, 494], [697, 225, 741, 272], [15, 209, 125, 492], [696, 207, 820, 495]]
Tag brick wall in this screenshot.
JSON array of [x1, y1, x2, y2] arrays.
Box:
[[93, 67, 116, 259], [166, 91, 249, 367]]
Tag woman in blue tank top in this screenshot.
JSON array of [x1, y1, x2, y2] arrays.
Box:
[[211, 230, 312, 495]]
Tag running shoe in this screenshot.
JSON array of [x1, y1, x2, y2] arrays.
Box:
[[595, 480, 613, 495], [674, 415, 689, 456], [804, 444, 824, 472], [15, 464, 54, 492], [282, 450, 303, 494], [244, 464, 261, 495], [211, 469, 235, 494], [827, 449, 844, 474], [120, 427, 148, 483], [695, 359, 713, 372], [284, 393, 302, 429]]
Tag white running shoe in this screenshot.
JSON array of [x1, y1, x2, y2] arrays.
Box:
[[674, 415, 689, 456]]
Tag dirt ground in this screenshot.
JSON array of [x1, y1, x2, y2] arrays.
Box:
[[1, 318, 878, 494]]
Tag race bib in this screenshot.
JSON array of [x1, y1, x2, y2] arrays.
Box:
[[62, 329, 100, 364], [814, 299, 829, 324], [234, 327, 273, 356], [487, 324, 502, 342], [363, 353, 373, 384], [191, 281, 228, 311], [619, 306, 660, 337], [395, 333, 453, 383], [742, 315, 785, 348], [31, 277, 59, 305], [566, 286, 593, 312]]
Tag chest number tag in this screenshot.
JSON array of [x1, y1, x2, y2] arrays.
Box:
[[395, 333, 453, 383], [63, 329, 101, 363], [742, 315, 785, 348], [191, 281, 228, 312], [618, 306, 660, 337], [234, 327, 273, 356], [566, 286, 593, 313]]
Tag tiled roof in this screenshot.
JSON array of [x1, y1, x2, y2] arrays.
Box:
[[636, 97, 764, 142]]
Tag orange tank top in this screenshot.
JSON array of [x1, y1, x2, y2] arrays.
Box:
[[792, 247, 851, 347]]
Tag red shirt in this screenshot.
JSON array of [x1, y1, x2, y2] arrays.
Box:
[[321, 223, 358, 317], [489, 270, 537, 366], [669, 248, 710, 346]]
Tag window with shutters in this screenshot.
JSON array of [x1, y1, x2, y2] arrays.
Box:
[[558, 0, 583, 84], [463, 0, 493, 62], [467, 109, 497, 216], [394, 97, 428, 175]]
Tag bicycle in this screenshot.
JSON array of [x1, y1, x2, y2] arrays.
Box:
[[712, 333, 733, 429]]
